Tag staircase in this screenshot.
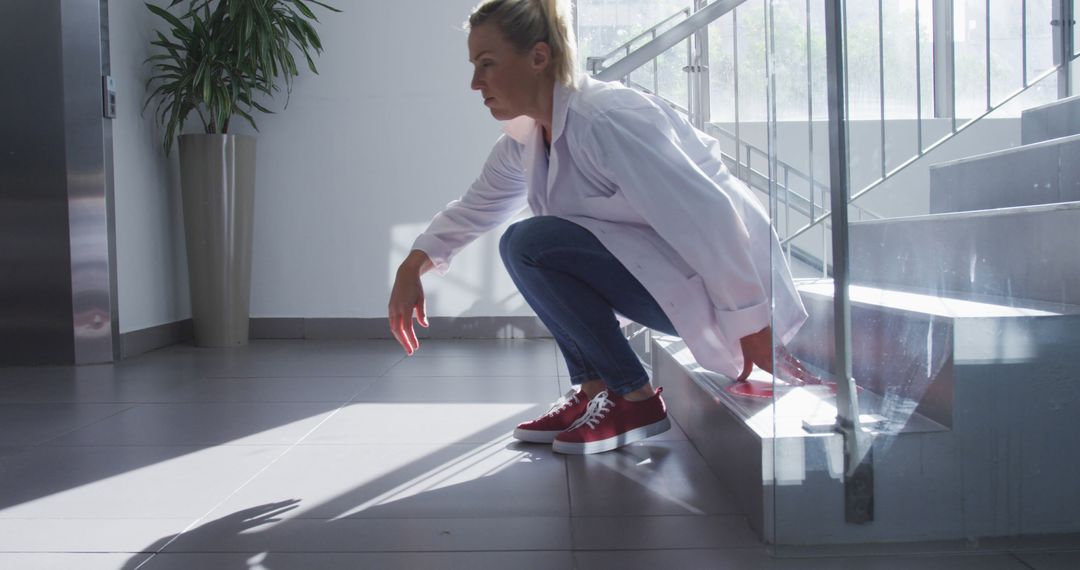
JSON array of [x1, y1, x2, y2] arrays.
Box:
[[653, 94, 1080, 545]]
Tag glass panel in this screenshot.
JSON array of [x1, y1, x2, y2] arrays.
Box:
[[578, 0, 1078, 554], [771, 0, 1080, 552]]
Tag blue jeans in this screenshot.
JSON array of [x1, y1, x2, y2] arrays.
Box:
[[498, 216, 679, 396]]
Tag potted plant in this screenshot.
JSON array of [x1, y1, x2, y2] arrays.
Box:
[[143, 0, 340, 347]]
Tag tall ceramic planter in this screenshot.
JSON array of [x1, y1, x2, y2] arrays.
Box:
[[178, 134, 256, 347]]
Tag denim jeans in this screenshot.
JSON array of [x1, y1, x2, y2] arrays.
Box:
[[498, 216, 679, 396]]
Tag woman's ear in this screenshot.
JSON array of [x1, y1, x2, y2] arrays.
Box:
[[530, 41, 552, 73]]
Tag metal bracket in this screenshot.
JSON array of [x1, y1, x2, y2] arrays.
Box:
[[586, 56, 606, 75], [802, 414, 887, 434]]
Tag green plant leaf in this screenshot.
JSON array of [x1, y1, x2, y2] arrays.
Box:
[[144, 0, 340, 154]]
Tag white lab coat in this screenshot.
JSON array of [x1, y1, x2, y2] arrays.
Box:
[[411, 74, 807, 378]]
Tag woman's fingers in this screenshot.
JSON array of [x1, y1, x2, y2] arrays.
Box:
[[403, 309, 420, 354], [416, 300, 429, 328], [736, 354, 753, 382], [387, 273, 425, 355], [389, 312, 413, 355], [388, 312, 404, 352]]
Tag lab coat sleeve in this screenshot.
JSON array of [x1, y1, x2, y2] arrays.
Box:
[[410, 135, 529, 276], [579, 106, 771, 343]]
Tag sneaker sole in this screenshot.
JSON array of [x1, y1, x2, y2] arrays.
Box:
[[513, 427, 562, 444], [551, 416, 671, 455]]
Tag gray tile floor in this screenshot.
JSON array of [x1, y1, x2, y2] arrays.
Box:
[[0, 338, 1076, 569]]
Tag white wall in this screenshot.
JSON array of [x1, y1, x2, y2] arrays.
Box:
[[110, 1, 534, 335], [110, 2, 190, 335], [109, 1, 1059, 336]]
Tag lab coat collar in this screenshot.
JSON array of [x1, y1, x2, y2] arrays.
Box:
[[500, 75, 580, 145]]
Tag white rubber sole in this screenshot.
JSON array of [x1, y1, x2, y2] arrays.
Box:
[[551, 416, 671, 455], [513, 427, 562, 444]]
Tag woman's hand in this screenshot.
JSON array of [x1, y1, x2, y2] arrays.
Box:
[[388, 265, 429, 355], [737, 325, 774, 381], [737, 325, 823, 385]]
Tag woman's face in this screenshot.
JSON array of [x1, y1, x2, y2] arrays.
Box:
[[468, 23, 549, 120]]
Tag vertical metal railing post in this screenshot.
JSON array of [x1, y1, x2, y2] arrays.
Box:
[[766, 0, 779, 255], [1053, 0, 1076, 98], [686, 32, 695, 125], [824, 0, 873, 524], [877, 0, 887, 180], [1022, 0, 1029, 87], [694, 0, 712, 125], [806, 0, 816, 236], [734, 8, 743, 181], [933, 0, 956, 124], [986, 0, 992, 110], [653, 30, 659, 96], [916, 0, 925, 152]]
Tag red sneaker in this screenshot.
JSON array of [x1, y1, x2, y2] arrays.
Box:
[[513, 388, 593, 443], [552, 388, 670, 455]]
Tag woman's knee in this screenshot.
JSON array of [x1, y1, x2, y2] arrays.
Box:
[[500, 216, 563, 263]]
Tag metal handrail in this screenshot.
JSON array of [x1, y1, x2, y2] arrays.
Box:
[[587, 0, 1076, 263], [587, 7, 691, 69], [781, 55, 1077, 247], [594, 0, 747, 82]]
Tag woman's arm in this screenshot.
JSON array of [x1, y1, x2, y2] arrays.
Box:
[[409, 134, 529, 276], [389, 135, 528, 355]]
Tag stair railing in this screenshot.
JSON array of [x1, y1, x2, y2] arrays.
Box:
[[781, 0, 1080, 273]]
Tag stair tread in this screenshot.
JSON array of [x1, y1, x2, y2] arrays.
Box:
[[930, 132, 1080, 170], [1023, 92, 1080, 114], [797, 279, 1080, 318], [653, 333, 949, 440], [855, 199, 1080, 225]]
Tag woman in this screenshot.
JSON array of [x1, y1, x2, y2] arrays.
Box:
[[388, 0, 807, 455]]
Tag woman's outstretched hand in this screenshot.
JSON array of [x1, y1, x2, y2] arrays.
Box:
[[737, 325, 774, 382], [737, 325, 823, 384], [388, 264, 429, 356]]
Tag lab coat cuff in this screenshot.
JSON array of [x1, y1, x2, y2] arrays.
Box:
[[410, 234, 452, 277], [714, 299, 771, 345]]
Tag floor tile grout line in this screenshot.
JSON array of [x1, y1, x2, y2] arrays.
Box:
[[139, 390, 368, 560], [1008, 551, 1039, 569], [28, 404, 142, 448]]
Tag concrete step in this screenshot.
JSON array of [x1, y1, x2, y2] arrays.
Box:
[[929, 134, 1080, 214], [1022, 93, 1080, 145], [652, 280, 1080, 545], [789, 280, 1080, 428], [849, 201, 1080, 306]]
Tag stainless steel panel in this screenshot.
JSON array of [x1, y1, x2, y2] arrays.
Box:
[[0, 0, 117, 366], [0, 2, 73, 366], [62, 0, 116, 364]]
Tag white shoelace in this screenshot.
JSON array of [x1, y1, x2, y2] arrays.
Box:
[[567, 390, 615, 431], [542, 388, 581, 418]]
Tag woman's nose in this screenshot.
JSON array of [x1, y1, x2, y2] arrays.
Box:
[[470, 70, 482, 91]]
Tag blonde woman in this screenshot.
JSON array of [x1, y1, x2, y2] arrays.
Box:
[[388, 0, 807, 455]]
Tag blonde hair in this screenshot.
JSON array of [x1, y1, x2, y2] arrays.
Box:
[[467, 0, 578, 88]]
